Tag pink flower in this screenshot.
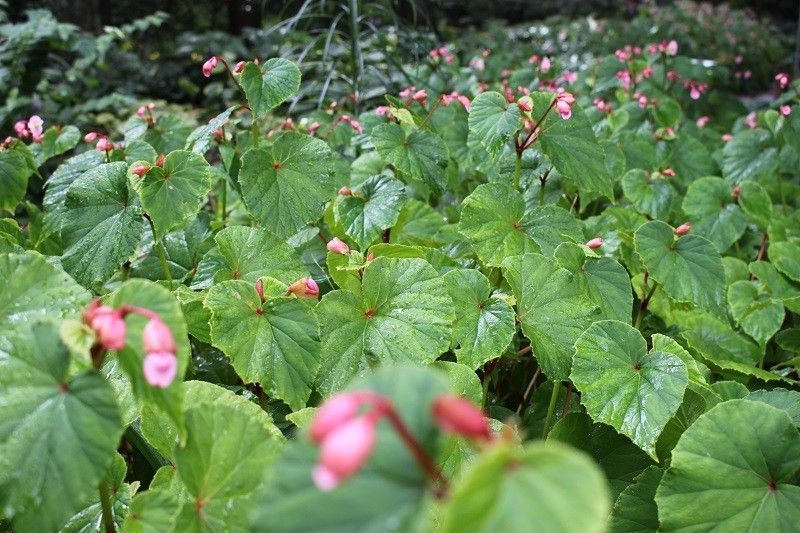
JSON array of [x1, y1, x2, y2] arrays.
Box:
[[744, 112, 758, 129], [339, 186, 352, 196], [732, 185, 741, 201], [661, 168, 676, 177], [308, 121, 321, 133], [586, 237, 604, 249], [615, 49, 629, 62], [593, 98, 607, 112], [399, 86, 415, 99], [722, 133, 733, 142], [287, 277, 320, 299], [667, 71, 679, 82], [313, 415, 378, 491], [616, 70, 632, 90], [528, 54, 540, 64], [375, 106, 390, 116], [136, 106, 146, 118], [202, 56, 218, 77], [689, 87, 701, 100], [132, 163, 150, 176], [780, 105, 792, 116], [562, 71, 578, 84], [539, 57, 551, 73], [432, 394, 491, 441], [674, 223, 691, 236], [411, 89, 428, 106], [517, 99, 531, 112], [666, 40, 678, 56], [13, 120, 29, 138], [27, 115, 43, 138], [96, 137, 113, 152], [696, 116, 710, 128], [775, 72, 790, 89], [84, 131, 98, 142], [642, 67, 653, 79], [143, 318, 177, 354], [327, 237, 350, 254], [457, 95, 471, 111], [234, 60, 246, 74], [638, 95, 648, 109], [86, 305, 127, 351], [310, 391, 377, 443], [647, 44, 658, 55], [143, 352, 178, 388], [556, 99, 572, 120]]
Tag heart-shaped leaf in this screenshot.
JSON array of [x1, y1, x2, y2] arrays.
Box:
[[608, 466, 663, 533], [333, 175, 405, 249], [31, 125, 80, 166], [468, 91, 521, 156], [241, 58, 301, 118], [769, 241, 800, 283], [371, 123, 449, 193], [682, 176, 747, 252], [0, 141, 36, 212], [239, 132, 334, 237], [728, 280, 785, 346], [571, 320, 688, 457], [184, 105, 237, 154], [622, 169, 676, 221], [721, 129, 779, 185]]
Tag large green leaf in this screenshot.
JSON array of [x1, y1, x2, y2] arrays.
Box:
[[745, 389, 800, 426], [0, 251, 89, 340], [682, 176, 747, 252], [555, 242, 633, 323], [60, 162, 147, 287], [721, 129, 779, 185], [769, 241, 800, 283], [656, 400, 800, 531], [442, 268, 516, 370], [42, 150, 106, 239], [239, 132, 334, 237], [206, 280, 320, 410], [31, 125, 80, 166], [621, 169, 675, 221], [185, 105, 237, 154], [209, 225, 307, 285], [240, 58, 301, 118], [459, 182, 583, 266], [634, 220, 726, 318], [728, 280, 785, 346], [371, 123, 449, 193], [467, 91, 521, 156], [571, 320, 688, 457], [0, 142, 36, 212], [315, 257, 453, 394], [251, 365, 449, 532], [128, 150, 213, 238], [502, 253, 599, 380], [0, 322, 122, 532], [440, 442, 611, 533], [531, 91, 614, 199], [609, 466, 663, 533], [333, 175, 405, 249], [680, 314, 762, 366]]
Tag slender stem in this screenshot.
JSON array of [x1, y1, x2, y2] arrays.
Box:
[[98, 479, 116, 533], [220, 178, 227, 222], [251, 121, 259, 148], [347, 0, 362, 115], [482, 360, 497, 408], [419, 97, 443, 129], [539, 169, 551, 206], [541, 381, 561, 439], [517, 345, 532, 357], [513, 151, 522, 190], [516, 366, 540, 416], [146, 217, 172, 288], [750, 233, 769, 280], [382, 406, 449, 493], [217, 56, 247, 99], [561, 382, 573, 417], [634, 280, 659, 330]]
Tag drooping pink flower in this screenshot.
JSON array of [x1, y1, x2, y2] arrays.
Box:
[[13, 120, 29, 138], [96, 137, 113, 152], [775, 72, 790, 89], [310, 391, 377, 443], [287, 277, 320, 299], [202, 56, 218, 77], [517, 99, 531, 112], [143, 318, 177, 354], [327, 237, 350, 255], [539, 56, 551, 73], [616, 70, 632, 90], [86, 304, 127, 351], [84, 131, 98, 142], [556, 99, 572, 120], [744, 112, 758, 129], [432, 394, 491, 441], [780, 105, 792, 116], [313, 415, 378, 491], [666, 40, 678, 56], [689, 86, 701, 100], [642, 67, 653, 79], [143, 351, 178, 388], [457, 95, 471, 111], [586, 237, 604, 249], [696, 116, 710, 128], [638, 95, 648, 109], [674, 223, 692, 236], [411, 89, 428, 106], [615, 49, 629, 62], [339, 186, 352, 196], [308, 121, 321, 133], [27, 115, 43, 142], [132, 163, 150, 176], [562, 71, 578, 84], [234, 60, 246, 74], [722, 133, 734, 142], [666, 70, 679, 82], [661, 168, 676, 177], [136, 106, 147, 118]]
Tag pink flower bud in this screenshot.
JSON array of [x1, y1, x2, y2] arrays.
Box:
[[88, 306, 127, 351], [147, 102, 156, 110], [642, 67, 653, 78], [156, 153, 166, 167], [96, 137, 113, 152], [540, 57, 551, 73], [27, 115, 43, 138], [255, 278, 265, 303], [202, 56, 218, 77], [339, 186, 352, 196], [13, 120, 29, 138], [517, 99, 531, 112], [666, 40, 678, 56], [689, 87, 701, 100], [308, 121, 321, 133], [638, 95, 648, 109], [780, 105, 792, 116], [732, 185, 741, 201], [722, 133, 733, 142], [675, 223, 691, 236], [556, 99, 572, 120], [661, 168, 676, 177], [136, 106, 147, 118], [287, 277, 320, 299], [586, 237, 604, 249], [775, 72, 790, 89], [457, 95, 471, 111], [132, 163, 150, 176], [696, 116, 709, 128], [143, 318, 177, 355], [234, 60, 246, 73], [313, 415, 378, 491], [310, 391, 377, 443], [327, 237, 350, 255], [744, 112, 757, 129], [143, 351, 178, 388], [432, 394, 491, 441], [411, 89, 428, 105], [667, 70, 679, 81], [84, 131, 98, 142]]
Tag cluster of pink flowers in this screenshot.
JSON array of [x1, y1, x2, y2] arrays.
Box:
[[616, 70, 632, 90], [429, 46, 454, 64], [310, 391, 490, 491], [734, 70, 752, 80], [399, 86, 429, 107], [646, 40, 678, 56], [614, 44, 644, 63], [775, 72, 790, 89], [136, 102, 157, 125], [13, 115, 44, 143], [683, 80, 708, 100], [527, 54, 552, 74], [593, 98, 612, 114], [554, 91, 575, 120], [441, 91, 471, 111], [338, 115, 363, 134], [84, 131, 117, 153], [83, 300, 178, 388]]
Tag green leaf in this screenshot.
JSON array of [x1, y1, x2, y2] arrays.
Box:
[[0, 322, 122, 532], [571, 320, 688, 457], [316, 257, 453, 394], [721, 129, 779, 185], [0, 251, 90, 340], [548, 412, 655, 499], [333, 175, 405, 250], [60, 162, 147, 287], [555, 242, 633, 323], [440, 442, 611, 533], [738, 180, 773, 230], [728, 280, 785, 346], [206, 280, 320, 410], [681, 314, 762, 366], [442, 268, 516, 370], [502, 253, 599, 380], [128, 150, 213, 238], [634, 220, 726, 318], [31, 125, 80, 166], [745, 389, 800, 426], [532, 92, 614, 198], [656, 400, 800, 531], [42, 150, 105, 239], [122, 489, 179, 532], [682, 176, 746, 252], [0, 142, 36, 212], [609, 466, 663, 533], [239, 132, 334, 238], [770, 241, 800, 283], [667, 135, 717, 182], [185, 105, 237, 154], [459, 182, 582, 266], [211, 225, 307, 285], [62, 454, 136, 533], [621, 169, 675, 220], [252, 365, 449, 532], [468, 91, 521, 156], [241, 58, 301, 118], [371, 123, 449, 193]]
